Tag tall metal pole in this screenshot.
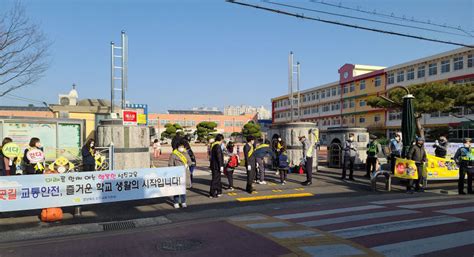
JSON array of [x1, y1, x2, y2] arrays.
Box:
[[121, 31, 126, 110], [297, 61, 301, 119], [289, 51, 294, 122], [110, 41, 115, 114]]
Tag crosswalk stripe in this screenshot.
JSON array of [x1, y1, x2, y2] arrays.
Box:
[[372, 230, 474, 257], [331, 215, 465, 239], [436, 206, 474, 215], [397, 199, 474, 209], [274, 205, 385, 220], [298, 209, 419, 227], [370, 196, 450, 205]]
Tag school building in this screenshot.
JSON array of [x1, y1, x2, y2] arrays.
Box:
[[271, 47, 474, 143]]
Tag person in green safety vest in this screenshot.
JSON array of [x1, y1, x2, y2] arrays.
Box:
[[454, 138, 474, 195], [365, 135, 382, 178]]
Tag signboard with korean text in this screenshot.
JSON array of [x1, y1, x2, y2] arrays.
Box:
[[137, 114, 147, 126], [122, 110, 138, 126], [394, 158, 419, 180], [423, 154, 459, 180], [424, 142, 462, 158], [0, 167, 186, 212]]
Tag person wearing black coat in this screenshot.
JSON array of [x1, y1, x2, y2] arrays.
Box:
[[183, 135, 196, 185], [244, 136, 257, 193], [0, 137, 17, 176], [23, 137, 44, 174], [82, 139, 96, 171], [407, 137, 427, 193], [209, 134, 224, 198]]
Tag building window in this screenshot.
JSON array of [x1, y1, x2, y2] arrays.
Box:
[[441, 60, 450, 73], [337, 87, 341, 95], [407, 68, 415, 80], [311, 93, 316, 101], [359, 117, 365, 123], [326, 89, 331, 98], [454, 56, 463, 71], [351, 117, 355, 123], [359, 100, 366, 107], [375, 76, 381, 87], [388, 111, 401, 121], [396, 71, 404, 82], [468, 54, 473, 68], [429, 63, 437, 76], [343, 100, 348, 109], [374, 115, 381, 122], [350, 83, 355, 92], [321, 90, 326, 99], [331, 87, 337, 96], [349, 99, 355, 108], [343, 85, 349, 94], [359, 80, 366, 90], [387, 73, 394, 84], [417, 65, 425, 78]]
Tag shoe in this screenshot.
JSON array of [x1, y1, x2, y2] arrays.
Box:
[[181, 203, 187, 208], [349, 177, 355, 181], [209, 195, 214, 199], [228, 187, 234, 191], [459, 191, 467, 195], [217, 194, 223, 197], [259, 181, 267, 185], [302, 181, 312, 186], [276, 171, 280, 176], [340, 177, 345, 180], [173, 203, 180, 209], [406, 190, 414, 194], [281, 181, 286, 185]]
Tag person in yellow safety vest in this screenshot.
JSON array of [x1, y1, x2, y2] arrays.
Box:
[[23, 137, 45, 174], [299, 135, 314, 186], [365, 135, 381, 179], [254, 138, 276, 185], [209, 134, 225, 198], [168, 140, 192, 209], [244, 135, 257, 193], [454, 138, 474, 195]]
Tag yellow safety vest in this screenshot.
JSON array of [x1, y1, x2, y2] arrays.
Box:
[[173, 149, 188, 165], [247, 144, 255, 158], [277, 143, 283, 150], [255, 144, 270, 151], [460, 147, 474, 161], [211, 141, 221, 151], [306, 141, 315, 157]]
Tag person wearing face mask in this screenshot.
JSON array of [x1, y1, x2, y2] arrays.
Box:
[[0, 137, 17, 176], [341, 133, 357, 181], [365, 135, 381, 178], [433, 136, 449, 159], [407, 136, 427, 193], [244, 135, 257, 193], [209, 134, 224, 198], [454, 138, 474, 195], [299, 135, 314, 186], [82, 138, 96, 172], [23, 137, 44, 174], [168, 140, 192, 208], [389, 133, 403, 174]]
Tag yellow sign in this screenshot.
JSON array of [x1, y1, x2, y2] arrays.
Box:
[[1, 143, 22, 158], [394, 158, 419, 179], [137, 114, 147, 125], [423, 154, 459, 180]]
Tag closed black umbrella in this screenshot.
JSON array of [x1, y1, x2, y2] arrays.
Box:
[[401, 94, 416, 157]]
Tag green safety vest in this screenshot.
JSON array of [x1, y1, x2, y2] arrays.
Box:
[[368, 142, 378, 154], [460, 147, 474, 161]]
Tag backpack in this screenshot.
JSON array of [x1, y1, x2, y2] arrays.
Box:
[[278, 154, 289, 168], [228, 155, 239, 168]]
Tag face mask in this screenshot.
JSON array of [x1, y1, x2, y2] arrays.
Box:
[[464, 144, 470, 148], [278, 138, 282, 142], [90, 143, 94, 147], [36, 143, 42, 148], [349, 137, 354, 141], [178, 147, 185, 152]]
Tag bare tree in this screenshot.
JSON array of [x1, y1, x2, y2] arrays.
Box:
[[0, 2, 49, 97]]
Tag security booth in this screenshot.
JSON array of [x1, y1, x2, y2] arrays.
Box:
[[326, 127, 369, 169]]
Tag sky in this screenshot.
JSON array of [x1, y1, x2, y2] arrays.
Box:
[[0, 0, 473, 113]]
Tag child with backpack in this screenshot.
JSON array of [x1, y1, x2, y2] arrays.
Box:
[[224, 142, 239, 190], [277, 147, 290, 185]]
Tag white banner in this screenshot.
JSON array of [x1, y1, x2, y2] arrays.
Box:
[[0, 167, 186, 212], [424, 142, 462, 158]]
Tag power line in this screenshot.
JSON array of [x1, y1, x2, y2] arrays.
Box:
[[226, 0, 474, 48], [312, 0, 473, 37], [265, 1, 472, 38], [2, 93, 48, 106]]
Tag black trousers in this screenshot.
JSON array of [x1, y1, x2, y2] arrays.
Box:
[[226, 168, 234, 188], [366, 157, 377, 176], [407, 163, 423, 191], [305, 157, 313, 182], [390, 154, 400, 174], [279, 168, 287, 182], [342, 156, 355, 179], [83, 164, 95, 172], [458, 164, 473, 194], [246, 164, 256, 192], [209, 168, 222, 197]]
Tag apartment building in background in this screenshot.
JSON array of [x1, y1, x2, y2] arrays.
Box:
[[272, 47, 474, 143]]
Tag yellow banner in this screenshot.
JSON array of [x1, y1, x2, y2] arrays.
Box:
[[423, 154, 459, 179], [137, 114, 147, 125], [394, 158, 419, 179]]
